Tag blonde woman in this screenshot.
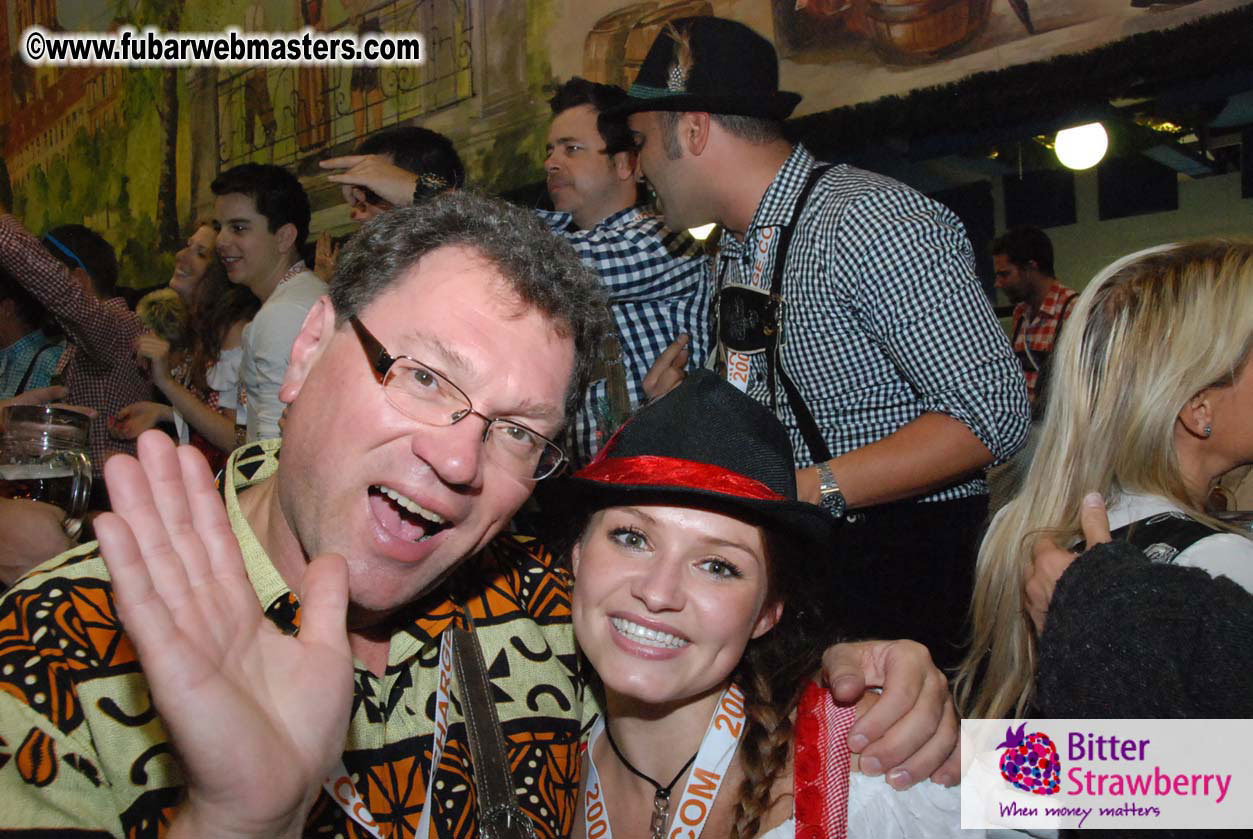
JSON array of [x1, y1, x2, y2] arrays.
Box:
[[957, 240, 1253, 719]]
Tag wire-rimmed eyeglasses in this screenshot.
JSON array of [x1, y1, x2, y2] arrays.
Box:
[[349, 316, 567, 481]]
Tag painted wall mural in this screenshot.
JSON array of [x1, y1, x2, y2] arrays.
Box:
[[0, 0, 1248, 288], [556, 0, 1252, 118]]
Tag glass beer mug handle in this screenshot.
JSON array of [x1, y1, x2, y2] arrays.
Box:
[[68, 450, 92, 522]]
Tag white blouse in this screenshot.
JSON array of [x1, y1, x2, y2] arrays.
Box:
[[1107, 491, 1253, 593], [757, 774, 969, 839]]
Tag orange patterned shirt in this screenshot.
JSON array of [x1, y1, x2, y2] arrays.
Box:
[[0, 438, 584, 838]]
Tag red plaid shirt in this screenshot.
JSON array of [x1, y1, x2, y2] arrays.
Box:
[[1010, 280, 1078, 403], [1, 215, 152, 475]]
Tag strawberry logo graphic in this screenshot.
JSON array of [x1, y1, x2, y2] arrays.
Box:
[[997, 723, 1061, 795]]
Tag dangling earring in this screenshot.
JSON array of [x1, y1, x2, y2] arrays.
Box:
[[1204, 424, 1212, 438]]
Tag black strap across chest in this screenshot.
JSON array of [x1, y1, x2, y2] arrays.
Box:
[[14, 341, 59, 394], [1078, 510, 1221, 562], [1110, 512, 1222, 563], [717, 163, 834, 464]]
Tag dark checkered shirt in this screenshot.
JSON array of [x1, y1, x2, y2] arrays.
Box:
[[1, 214, 152, 475], [538, 207, 711, 466], [715, 146, 1029, 501]]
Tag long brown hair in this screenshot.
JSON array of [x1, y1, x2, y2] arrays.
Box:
[[183, 223, 261, 394], [728, 529, 827, 839]]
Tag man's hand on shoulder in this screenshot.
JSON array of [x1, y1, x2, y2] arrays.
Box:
[[823, 638, 959, 788]]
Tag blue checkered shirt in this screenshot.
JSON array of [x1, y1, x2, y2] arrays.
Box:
[[0, 329, 64, 399], [538, 207, 711, 466], [715, 145, 1029, 502]]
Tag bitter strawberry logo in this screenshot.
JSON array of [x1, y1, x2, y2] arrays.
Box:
[[997, 722, 1061, 795]]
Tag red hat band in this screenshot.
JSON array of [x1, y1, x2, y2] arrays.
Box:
[[574, 455, 785, 502]]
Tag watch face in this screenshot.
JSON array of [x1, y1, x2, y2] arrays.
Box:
[[820, 491, 844, 517]]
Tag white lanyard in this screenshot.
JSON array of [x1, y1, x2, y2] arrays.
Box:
[[322, 630, 456, 839], [584, 683, 747, 839]]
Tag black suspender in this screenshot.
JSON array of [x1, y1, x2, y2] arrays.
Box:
[[14, 342, 59, 394], [761, 164, 834, 464]]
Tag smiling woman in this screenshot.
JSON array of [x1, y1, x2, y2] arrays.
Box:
[[560, 370, 972, 839], [110, 221, 260, 472]]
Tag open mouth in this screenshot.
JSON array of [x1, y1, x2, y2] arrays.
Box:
[[368, 484, 451, 543]]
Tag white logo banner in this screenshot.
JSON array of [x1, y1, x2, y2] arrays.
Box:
[[961, 719, 1253, 830]]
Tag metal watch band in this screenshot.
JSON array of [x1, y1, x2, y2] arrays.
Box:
[[816, 462, 846, 517]]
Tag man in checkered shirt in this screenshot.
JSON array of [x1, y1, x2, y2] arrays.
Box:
[[615, 18, 1030, 669], [0, 218, 151, 497], [538, 77, 710, 466], [992, 226, 1078, 411]]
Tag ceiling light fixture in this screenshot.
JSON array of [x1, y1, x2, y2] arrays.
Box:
[[1054, 122, 1108, 170]]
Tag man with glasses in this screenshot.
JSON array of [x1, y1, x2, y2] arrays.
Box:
[[539, 77, 709, 465], [0, 193, 960, 838], [0, 217, 151, 491], [324, 79, 711, 466]]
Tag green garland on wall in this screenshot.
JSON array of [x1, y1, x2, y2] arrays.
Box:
[[790, 4, 1253, 159]]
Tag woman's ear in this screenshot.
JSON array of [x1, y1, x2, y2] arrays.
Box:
[[1178, 390, 1215, 439], [751, 599, 784, 640], [570, 538, 583, 578]]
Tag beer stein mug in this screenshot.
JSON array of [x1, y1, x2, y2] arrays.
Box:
[[0, 405, 93, 535]]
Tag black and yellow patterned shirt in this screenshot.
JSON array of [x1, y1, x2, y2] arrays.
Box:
[[0, 439, 584, 838]]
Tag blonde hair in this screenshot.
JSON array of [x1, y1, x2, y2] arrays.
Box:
[[136, 287, 189, 346], [956, 239, 1253, 719]]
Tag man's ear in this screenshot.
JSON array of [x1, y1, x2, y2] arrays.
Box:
[[69, 267, 96, 298], [275, 221, 299, 258], [570, 538, 583, 578], [683, 112, 712, 157], [1178, 390, 1215, 439], [279, 296, 336, 405], [751, 598, 784, 640], [610, 149, 638, 182]]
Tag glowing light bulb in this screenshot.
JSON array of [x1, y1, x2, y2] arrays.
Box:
[[1054, 123, 1108, 170]]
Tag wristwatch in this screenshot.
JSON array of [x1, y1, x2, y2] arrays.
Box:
[[815, 462, 846, 518]]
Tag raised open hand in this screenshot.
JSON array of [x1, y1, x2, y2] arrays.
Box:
[[96, 431, 354, 838], [314, 231, 339, 283]]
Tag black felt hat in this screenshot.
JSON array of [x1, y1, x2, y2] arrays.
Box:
[[609, 16, 802, 121], [564, 370, 838, 552]]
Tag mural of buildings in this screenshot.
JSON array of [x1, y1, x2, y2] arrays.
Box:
[[0, 0, 1249, 287]]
